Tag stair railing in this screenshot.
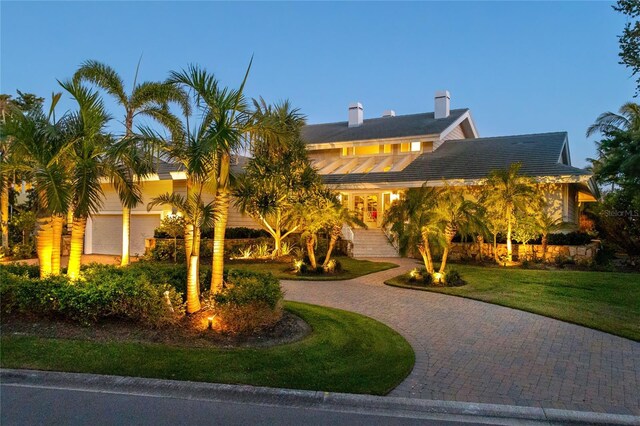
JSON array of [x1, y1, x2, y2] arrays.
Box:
[[382, 224, 399, 252]]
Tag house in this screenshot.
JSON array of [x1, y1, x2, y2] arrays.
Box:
[[84, 91, 598, 257]]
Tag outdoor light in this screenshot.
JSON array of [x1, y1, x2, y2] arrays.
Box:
[[433, 272, 443, 283], [293, 259, 304, 272], [390, 193, 400, 202], [409, 268, 419, 278], [208, 315, 216, 330]]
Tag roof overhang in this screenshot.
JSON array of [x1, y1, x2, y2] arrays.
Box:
[[325, 174, 594, 191], [305, 134, 440, 151]]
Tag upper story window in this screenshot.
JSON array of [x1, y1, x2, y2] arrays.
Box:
[[400, 141, 422, 153]]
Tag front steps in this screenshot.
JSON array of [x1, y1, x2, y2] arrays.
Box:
[[351, 229, 400, 258]]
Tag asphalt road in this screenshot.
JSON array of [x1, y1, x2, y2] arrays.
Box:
[[1, 383, 505, 426]]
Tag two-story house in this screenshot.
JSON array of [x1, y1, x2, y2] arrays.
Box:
[[83, 91, 597, 257]]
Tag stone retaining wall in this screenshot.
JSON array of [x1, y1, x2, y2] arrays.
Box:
[[447, 241, 600, 263]]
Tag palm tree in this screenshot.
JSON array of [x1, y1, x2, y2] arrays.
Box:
[[322, 201, 366, 268], [383, 185, 440, 274], [73, 60, 187, 266], [432, 188, 484, 274], [58, 79, 113, 279], [165, 62, 252, 296], [586, 102, 640, 136], [482, 163, 536, 262], [1, 93, 71, 277], [535, 210, 562, 260]]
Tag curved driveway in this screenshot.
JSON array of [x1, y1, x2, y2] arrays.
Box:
[[282, 259, 640, 415]]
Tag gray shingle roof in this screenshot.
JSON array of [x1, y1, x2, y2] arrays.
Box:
[[321, 132, 591, 185], [301, 109, 469, 144]]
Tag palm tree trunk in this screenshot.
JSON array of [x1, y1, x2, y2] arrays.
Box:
[[36, 217, 53, 278], [439, 227, 455, 274], [493, 233, 499, 262], [67, 216, 87, 280], [477, 235, 484, 262], [1, 178, 9, 251], [184, 223, 194, 267], [50, 215, 64, 275], [439, 246, 450, 275], [541, 233, 548, 262], [211, 190, 229, 294], [306, 235, 317, 269], [186, 225, 201, 314], [121, 206, 130, 266], [323, 228, 340, 267], [506, 218, 513, 262]]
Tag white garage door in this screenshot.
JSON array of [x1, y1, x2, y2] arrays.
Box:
[[90, 214, 161, 256]]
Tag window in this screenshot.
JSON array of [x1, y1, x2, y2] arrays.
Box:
[[354, 145, 380, 156], [382, 144, 392, 153], [342, 147, 353, 156], [401, 141, 422, 152]]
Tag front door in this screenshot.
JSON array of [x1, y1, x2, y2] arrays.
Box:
[[354, 194, 379, 228]]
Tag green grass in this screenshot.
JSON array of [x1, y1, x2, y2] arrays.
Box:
[[226, 256, 398, 281], [0, 301, 414, 395], [385, 264, 640, 341]]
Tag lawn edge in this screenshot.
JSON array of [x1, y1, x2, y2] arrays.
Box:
[[277, 261, 399, 281], [384, 275, 640, 343], [0, 301, 415, 395]]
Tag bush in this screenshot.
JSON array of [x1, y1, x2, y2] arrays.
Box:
[[11, 242, 35, 259], [444, 269, 465, 286], [149, 240, 186, 263], [547, 232, 593, 246], [225, 227, 270, 239], [212, 270, 283, 333], [0, 265, 184, 326], [0, 262, 40, 278]]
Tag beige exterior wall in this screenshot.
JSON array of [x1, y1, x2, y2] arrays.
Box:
[[99, 180, 174, 213], [441, 124, 466, 142]]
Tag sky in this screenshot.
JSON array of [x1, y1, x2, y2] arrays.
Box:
[[0, 1, 634, 167]]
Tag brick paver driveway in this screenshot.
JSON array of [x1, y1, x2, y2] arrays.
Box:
[[282, 258, 640, 415]]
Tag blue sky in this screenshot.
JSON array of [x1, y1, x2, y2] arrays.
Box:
[[1, 1, 634, 167]]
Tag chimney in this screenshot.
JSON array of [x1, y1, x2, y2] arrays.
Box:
[[434, 90, 450, 119], [382, 110, 396, 117], [348, 102, 363, 127]]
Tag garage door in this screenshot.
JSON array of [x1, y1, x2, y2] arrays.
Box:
[[90, 214, 161, 256]]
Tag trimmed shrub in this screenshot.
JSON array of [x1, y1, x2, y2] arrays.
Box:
[[0, 262, 40, 278], [0, 265, 184, 326], [444, 269, 465, 286], [547, 232, 593, 246], [225, 227, 270, 239], [149, 240, 186, 263], [213, 270, 283, 333]]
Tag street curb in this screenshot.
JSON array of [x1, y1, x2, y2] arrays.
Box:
[[2, 369, 639, 425]]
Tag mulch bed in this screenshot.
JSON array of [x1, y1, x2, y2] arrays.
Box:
[[1, 310, 312, 349]]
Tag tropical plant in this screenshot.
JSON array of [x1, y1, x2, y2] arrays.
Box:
[[1, 92, 71, 277], [482, 163, 537, 262], [512, 213, 540, 261], [322, 200, 366, 267], [145, 64, 252, 312], [73, 60, 188, 266], [432, 188, 484, 273], [383, 185, 440, 274], [534, 210, 563, 260], [157, 214, 186, 263], [234, 99, 321, 258], [58, 79, 114, 279]]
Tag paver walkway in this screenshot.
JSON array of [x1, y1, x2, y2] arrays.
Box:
[[282, 258, 640, 415]]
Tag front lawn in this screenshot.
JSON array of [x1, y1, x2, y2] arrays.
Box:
[[0, 301, 414, 395], [386, 265, 640, 341], [227, 256, 398, 281]]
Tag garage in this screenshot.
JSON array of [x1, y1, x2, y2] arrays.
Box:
[[88, 214, 161, 256]]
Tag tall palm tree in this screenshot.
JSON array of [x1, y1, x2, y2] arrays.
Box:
[[586, 102, 640, 136], [383, 185, 440, 274], [482, 163, 536, 262], [1, 93, 71, 277], [432, 188, 484, 274], [58, 79, 113, 279], [74, 60, 187, 266], [165, 62, 252, 296]]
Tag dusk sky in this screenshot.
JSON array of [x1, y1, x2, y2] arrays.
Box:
[[1, 1, 634, 167]]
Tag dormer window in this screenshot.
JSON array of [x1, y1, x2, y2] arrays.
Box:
[[400, 141, 422, 153]]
